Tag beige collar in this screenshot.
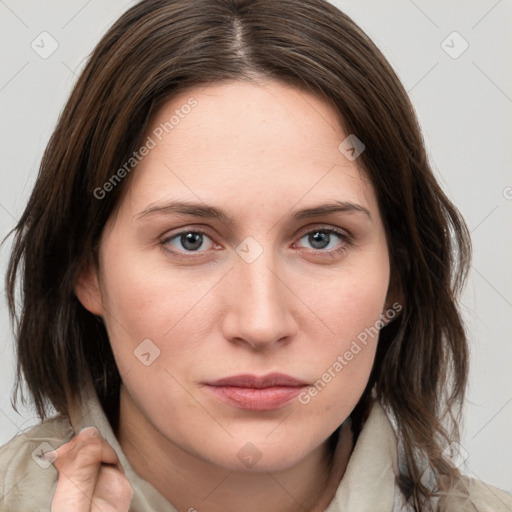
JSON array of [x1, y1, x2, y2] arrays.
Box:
[[323, 399, 399, 511]]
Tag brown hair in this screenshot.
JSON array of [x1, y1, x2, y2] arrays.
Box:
[[4, 0, 471, 508]]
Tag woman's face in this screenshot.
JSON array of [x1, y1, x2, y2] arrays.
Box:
[[78, 79, 392, 472]]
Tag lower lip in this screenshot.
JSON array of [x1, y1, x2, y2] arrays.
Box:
[[204, 385, 305, 411]]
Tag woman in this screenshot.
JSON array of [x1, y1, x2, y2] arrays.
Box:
[[1, 0, 511, 510]]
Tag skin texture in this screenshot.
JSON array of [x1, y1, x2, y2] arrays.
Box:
[[73, 79, 393, 511]]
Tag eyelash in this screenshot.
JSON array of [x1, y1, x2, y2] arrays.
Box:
[[160, 226, 353, 260], [296, 227, 353, 258]]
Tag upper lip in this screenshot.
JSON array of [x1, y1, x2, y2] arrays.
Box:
[[205, 373, 308, 388]]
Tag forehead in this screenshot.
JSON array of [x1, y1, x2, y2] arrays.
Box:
[[122, 80, 376, 219]]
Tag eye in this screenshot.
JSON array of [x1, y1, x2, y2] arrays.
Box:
[[163, 229, 216, 253], [295, 227, 351, 254]]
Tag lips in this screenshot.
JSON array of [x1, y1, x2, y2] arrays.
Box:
[[203, 373, 308, 411], [206, 373, 308, 388]]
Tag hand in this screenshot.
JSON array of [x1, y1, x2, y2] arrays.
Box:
[[45, 426, 133, 512]]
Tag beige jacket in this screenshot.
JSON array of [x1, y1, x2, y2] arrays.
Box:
[[1, 384, 511, 511]]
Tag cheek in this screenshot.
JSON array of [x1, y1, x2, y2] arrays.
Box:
[[295, 251, 390, 411], [98, 245, 222, 373], [305, 250, 390, 343]]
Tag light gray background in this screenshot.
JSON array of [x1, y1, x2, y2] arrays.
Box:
[[1, 0, 511, 495]]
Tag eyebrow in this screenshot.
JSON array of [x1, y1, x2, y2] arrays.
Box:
[[135, 200, 372, 223]]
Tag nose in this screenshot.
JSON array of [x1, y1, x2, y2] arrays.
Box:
[[220, 252, 298, 351]]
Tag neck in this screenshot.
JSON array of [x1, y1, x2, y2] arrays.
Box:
[[117, 385, 354, 512]]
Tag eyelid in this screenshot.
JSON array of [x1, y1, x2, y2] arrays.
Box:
[[162, 227, 216, 243], [294, 223, 352, 240], [160, 223, 353, 257]]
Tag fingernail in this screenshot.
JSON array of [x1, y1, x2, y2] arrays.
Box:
[[42, 450, 58, 463], [79, 426, 100, 437]]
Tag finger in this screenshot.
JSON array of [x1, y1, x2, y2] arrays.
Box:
[[90, 464, 133, 512], [48, 427, 125, 512]]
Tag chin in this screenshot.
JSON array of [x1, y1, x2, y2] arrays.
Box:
[[196, 433, 322, 474]]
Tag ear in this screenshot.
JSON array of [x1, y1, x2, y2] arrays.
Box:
[[74, 260, 103, 316]]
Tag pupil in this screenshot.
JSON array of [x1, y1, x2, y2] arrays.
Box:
[[310, 231, 329, 249], [181, 232, 203, 251]]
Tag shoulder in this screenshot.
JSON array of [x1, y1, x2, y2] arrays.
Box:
[[0, 415, 74, 511], [377, 401, 512, 511], [435, 474, 512, 512]]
